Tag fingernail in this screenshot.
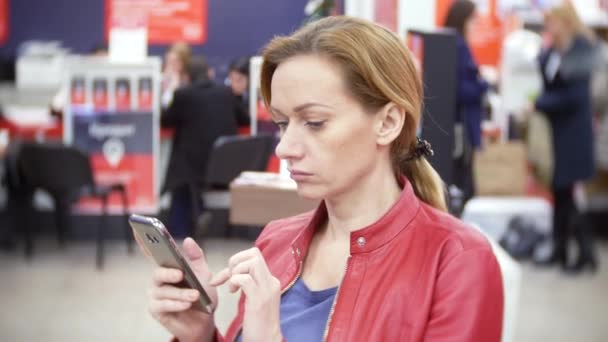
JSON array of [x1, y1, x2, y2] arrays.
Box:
[[189, 290, 199, 300]]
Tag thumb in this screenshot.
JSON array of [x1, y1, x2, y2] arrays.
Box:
[[182, 237, 205, 263], [182, 237, 211, 279]]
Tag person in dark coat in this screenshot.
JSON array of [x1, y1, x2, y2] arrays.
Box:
[[162, 56, 238, 237], [533, 3, 597, 274], [444, 0, 489, 201], [227, 57, 251, 127]]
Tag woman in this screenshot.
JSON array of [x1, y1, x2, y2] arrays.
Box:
[[533, 3, 598, 274], [162, 42, 192, 109], [146, 17, 503, 341], [444, 0, 490, 202]]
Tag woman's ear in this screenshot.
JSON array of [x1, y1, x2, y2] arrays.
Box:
[[375, 102, 406, 146]]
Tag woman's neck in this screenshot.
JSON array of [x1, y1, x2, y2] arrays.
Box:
[[323, 162, 402, 241]]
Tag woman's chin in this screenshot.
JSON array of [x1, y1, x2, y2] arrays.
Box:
[[294, 183, 326, 201]]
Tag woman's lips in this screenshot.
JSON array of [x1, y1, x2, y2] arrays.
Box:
[[288, 169, 313, 181]]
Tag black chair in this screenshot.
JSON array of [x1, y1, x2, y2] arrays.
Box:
[[196, 134, 274, 237], [15, 142, 132, 269]]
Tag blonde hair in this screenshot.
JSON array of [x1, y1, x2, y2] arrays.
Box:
[[546, 2, 595, 42], [167, 42, 192, 73], [260, 16, 447, 211]]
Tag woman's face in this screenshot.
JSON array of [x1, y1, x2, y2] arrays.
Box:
[[545, 16, 566, 44], [229, 71, 248, 96], [164, 51, 183, 75], [464, 12, 476, 41], [270, 55, 384, 200]]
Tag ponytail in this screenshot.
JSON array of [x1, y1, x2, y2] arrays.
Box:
[[401, 158, 447, 212]]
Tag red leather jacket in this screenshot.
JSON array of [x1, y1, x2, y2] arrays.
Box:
[[220, 179, 504, 341]]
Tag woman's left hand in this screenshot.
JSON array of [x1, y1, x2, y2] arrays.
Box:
[[210, 247, 283, 342]]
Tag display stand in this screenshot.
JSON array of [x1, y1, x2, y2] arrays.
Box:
[[63, 56, 161, 214]]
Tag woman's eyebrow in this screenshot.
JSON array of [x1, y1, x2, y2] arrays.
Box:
[[270, 102, 333, 119], [293, 102, 333, 113]]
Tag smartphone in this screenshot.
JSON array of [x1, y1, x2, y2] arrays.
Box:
[[129, 214, 213, 314]]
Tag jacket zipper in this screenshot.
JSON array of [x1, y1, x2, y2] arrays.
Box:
[[232, 259, 304, 342], [322, 255, 351, 342]]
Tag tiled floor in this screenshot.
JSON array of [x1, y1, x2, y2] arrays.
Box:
[[1, 238, 607, 342]]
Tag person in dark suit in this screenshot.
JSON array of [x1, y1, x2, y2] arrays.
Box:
[[444, 0, 489, 201], [533, 3, 597, 274], [162, 56, 238, 237], [227, 57, 251, 127]]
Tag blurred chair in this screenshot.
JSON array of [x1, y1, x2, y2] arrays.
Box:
[[15, 142, 132, 269], [197, 134, 274, 237]]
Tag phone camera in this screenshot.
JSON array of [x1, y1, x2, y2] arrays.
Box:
[[145, 233, 160, 244]]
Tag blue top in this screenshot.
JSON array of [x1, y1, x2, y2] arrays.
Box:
[[237, 278, 337, 342], [455, 35, 489, 148]]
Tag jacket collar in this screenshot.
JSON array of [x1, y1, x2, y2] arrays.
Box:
[[290, 177, 421, 259]]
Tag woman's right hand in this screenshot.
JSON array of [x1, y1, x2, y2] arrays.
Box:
[[147, 238, 218, 342]]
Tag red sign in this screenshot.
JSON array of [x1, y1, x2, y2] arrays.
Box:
[[106, 0, 207, 44], [115, 78, 131, 111], [93, 79, 109, 110], [0, 0, 8, 45], [138, 77, 153, 110], [436, 0, 504, 66], [70, 77, 86, 105]]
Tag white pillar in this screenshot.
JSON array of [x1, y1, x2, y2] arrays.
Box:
[[398, 0, 437, 38], [345, 0, 376, 22]]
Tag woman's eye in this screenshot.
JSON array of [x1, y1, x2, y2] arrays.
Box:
[[305, 121, 325, 129], [273, 121, 288, 130]]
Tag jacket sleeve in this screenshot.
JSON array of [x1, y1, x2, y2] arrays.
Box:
[[457, 42, 489, 107], [424, 248, 504, 342], [161, 89, 186, 127], [535, 79, 588, 116], [170, 329, 224, 342]]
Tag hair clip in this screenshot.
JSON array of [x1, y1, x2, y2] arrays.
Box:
[[404, 137, 434, 162]]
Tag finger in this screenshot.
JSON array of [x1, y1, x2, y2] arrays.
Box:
[[229, 258, 255, 276], [227, 248, 261, 270], [153, 267, 183, 286], [233, 252, 271, 285], [182, 237, 206, 263], [229, 274, 256, 295], [220, 264, 247, 293], [149, 299, 192, 314], [150, 285, 199, 302], [182, 238, 212, 279], [209, 268, 231, 287]]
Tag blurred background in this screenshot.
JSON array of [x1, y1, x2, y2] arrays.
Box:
[[0, 0, 607, 341]]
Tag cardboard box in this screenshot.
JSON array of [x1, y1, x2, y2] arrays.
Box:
[[230, 172, 319, 226], [474, 142, 527, 196]]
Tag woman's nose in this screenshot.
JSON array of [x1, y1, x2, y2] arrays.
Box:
[[275, 125, 303, 161]]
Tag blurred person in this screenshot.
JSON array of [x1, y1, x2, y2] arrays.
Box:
[[162, 42, 192, 109], [444, 0, 490, 202], [227, 56, 251, 127], [591, 30, 608, 171], [161, 56, 238, 238], [532, 3, 598, 274], [146, 17, 503, 342]]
